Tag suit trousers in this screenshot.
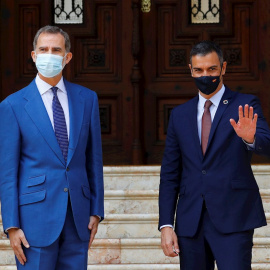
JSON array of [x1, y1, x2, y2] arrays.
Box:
[[15, 199, 89, 270], [178, 205, 254, 270]]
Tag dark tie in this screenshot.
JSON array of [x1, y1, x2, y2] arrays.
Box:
[[201, 100, 212, 155], [52, 87, 69, 162]]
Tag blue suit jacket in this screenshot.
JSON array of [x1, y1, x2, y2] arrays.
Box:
[[0, 79, 104, 247], [159, 86, 270, 237]]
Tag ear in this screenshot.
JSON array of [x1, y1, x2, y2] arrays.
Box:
[[31, 51, 36, 63], [65, 52, 73, 65], [222, 61, 227, 76], [189, 64, 193, 76]]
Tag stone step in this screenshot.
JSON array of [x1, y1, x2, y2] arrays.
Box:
[[0, 189, 269, 217], [103, 165, 270, 190], [0, 266, 179, 270], [0, 238, 270, 266], [104, 189, 270, 214], [104, 190, 158, 214], [1, 213, 269, 240], [96, 213, 270, 239], [1, 165, 270, 268], [0, 265, 270, 270], [87, 264, 270, 270], [1, 213, 270, 240], [103, 166, 160, 190], [96, 214, 159, 238]]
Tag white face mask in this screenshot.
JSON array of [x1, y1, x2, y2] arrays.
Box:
[[35, 53, 67, 78]]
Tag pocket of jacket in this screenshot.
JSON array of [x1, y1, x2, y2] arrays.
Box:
[[19, 190, 46, 206], [82, 185, 90, 199], [231, 180, 259, 190], [27, 175, 45, 187]]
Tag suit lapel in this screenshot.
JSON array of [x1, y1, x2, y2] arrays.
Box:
[[65, 80, 84, 165], [190, 96, 204, 159], [205, 87, 234, 155], [24, 80, 66, 165]]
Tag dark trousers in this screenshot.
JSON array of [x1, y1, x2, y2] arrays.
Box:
[[178, 206, 254, 270], [16, 200, 89, 270]]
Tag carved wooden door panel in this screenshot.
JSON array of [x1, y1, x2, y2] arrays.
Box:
[[1, 0, 270, 164], [0, 0, 137, 165], [141, 0, 270, 164]]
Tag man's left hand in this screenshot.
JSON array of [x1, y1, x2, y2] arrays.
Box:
[[88, 215, 100, 249], [230, 104, 257, 143]]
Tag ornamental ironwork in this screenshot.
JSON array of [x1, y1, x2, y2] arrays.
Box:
[[141, 0, 151, 13], [54, 0, 83, 24], [191, 0, 220, 24]]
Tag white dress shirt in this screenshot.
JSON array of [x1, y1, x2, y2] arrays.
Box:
[[197, 85, 225, 142], [35, 74, 70, 139]]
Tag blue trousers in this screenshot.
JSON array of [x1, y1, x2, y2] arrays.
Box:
[[178, 205, 254, 270], [16, 201, 89, 270]]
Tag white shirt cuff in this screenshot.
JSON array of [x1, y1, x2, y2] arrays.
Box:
[[5, 227, 19, 233], [243, 138, 255, 149], [160, 224, 174, 230]]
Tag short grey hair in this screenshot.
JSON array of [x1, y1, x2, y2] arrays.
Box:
[[33, 25, 71, 52]]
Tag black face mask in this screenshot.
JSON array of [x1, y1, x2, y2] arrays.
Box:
[[193, 71, 221, 95]]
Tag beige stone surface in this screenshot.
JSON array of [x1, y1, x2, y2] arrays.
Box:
[[0, 165, 270, 268]]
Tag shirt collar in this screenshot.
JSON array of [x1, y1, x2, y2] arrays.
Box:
[[35, 74, 66, 95], [198, 84, 225, 109]]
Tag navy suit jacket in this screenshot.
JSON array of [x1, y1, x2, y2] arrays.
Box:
[[159, 86, 270, 237], [0, 79, 104, 247]]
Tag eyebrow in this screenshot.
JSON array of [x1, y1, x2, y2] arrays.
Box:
[[37, 46, 63, 50], [52, 47, 63, 50], [192, 65, 218, 70]]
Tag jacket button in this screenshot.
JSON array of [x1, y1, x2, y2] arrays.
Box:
[[202, 170, 206, 174], [66, 167, 70, 171], [64, 188, 68, 192]]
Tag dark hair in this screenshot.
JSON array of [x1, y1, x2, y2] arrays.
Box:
[[190, 40, 223, 66], [33, 25, 71, 52]]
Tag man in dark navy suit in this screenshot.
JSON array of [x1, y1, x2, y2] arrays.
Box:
[[159, 41, 270, 269]]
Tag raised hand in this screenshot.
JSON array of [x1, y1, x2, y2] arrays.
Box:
[[230, 104, 257, 143]]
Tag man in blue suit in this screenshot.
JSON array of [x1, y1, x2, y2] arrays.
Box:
[[0, 25, 104, 269], [159, 41, 270, 269]]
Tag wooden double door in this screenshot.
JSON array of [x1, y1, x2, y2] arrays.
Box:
[[1, 0, 270, 164]]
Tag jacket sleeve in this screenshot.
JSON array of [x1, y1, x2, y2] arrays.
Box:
[[0, 99, 21, 231], [85, 92, 104, 221], [159, 108, 182, 229], [250, 96, 270, 157]]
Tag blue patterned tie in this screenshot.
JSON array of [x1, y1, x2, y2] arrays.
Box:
[[52, 87, 69, 163]]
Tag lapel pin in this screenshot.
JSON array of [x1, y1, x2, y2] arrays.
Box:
[[223, 100, 228, 105]]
